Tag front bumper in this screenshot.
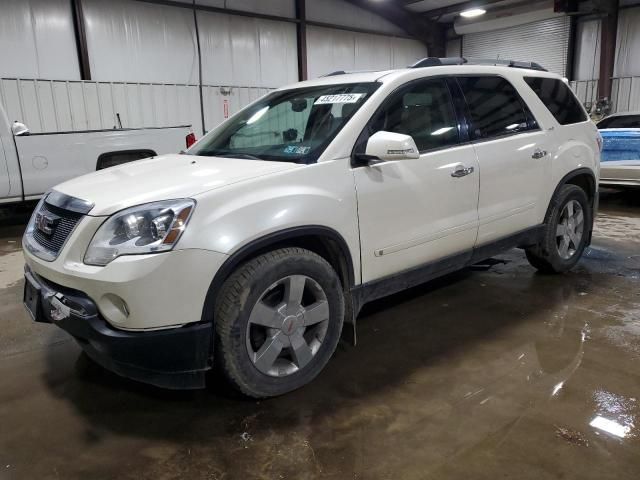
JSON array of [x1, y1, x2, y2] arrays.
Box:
[[25, 266, 212, 389]]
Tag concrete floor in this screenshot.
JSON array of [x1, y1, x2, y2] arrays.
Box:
[[0, 192, 639, 480]]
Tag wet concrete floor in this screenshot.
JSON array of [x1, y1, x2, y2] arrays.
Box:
[[0, 191, 639, 479]]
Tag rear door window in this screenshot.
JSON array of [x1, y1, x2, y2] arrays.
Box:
[[457, 76, 537, 140], [524, 77, 588, 125]]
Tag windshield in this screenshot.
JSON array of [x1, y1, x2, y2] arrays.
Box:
[[189, 82, 380, 163], [597, 115, 640, 129]]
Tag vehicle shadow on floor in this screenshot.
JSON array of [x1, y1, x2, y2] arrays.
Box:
[[40, 252, 596, 445]]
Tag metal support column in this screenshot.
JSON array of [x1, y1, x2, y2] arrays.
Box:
[[295, 0, 308, 81], [598, 0, 619, 100]]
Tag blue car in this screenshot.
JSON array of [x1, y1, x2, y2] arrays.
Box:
[[597, 112, 640, 188]]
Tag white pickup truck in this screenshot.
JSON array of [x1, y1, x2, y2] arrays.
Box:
[[0, 102, 193, 205]]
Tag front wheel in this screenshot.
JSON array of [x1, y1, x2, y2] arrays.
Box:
[[214, 247, 344, 398], [526, 184, 592, 273]]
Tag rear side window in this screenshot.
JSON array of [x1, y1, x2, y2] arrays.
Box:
[[597, 115, 640, 129], [524, 77, 588, 125], [458, 76, 536, 140]]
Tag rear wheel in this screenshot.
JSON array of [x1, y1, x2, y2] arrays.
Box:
[[526, 184, 592, 273], [214, 247, 344, 398]]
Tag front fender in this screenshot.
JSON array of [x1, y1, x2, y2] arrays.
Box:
[[180, 159, 361, 279]]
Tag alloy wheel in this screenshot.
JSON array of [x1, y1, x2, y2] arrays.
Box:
[[556, 199, 584, 260], [246, 275, 330, 377]]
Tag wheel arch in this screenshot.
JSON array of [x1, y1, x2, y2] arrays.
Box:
[[546, 168, 597, 221], [200, 226, 356, 326], [544, 167, 597, 246]]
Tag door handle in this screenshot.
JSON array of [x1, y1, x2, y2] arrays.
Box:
[[532, 148, 548, 159], [451, 165, 474, 178]]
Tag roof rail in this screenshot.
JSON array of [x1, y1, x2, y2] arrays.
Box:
[[320, 69, 383, 77], [323, 70, 348, 77], [409, 57, 548, 72]]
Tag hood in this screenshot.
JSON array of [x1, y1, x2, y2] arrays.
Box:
[[53, 154, 300, 215]]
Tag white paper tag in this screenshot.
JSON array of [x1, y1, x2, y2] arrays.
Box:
[[314, 93, 365, 105]]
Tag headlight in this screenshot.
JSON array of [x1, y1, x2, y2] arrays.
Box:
[[84, 199, 195, 266]]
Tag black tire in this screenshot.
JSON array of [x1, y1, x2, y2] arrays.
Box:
[[214, 247, 344, 398], [525, 184, 592, 274]]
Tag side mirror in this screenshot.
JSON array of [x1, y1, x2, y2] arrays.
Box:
[[357, 131, 419, 165], [12, 121, 29, 136]]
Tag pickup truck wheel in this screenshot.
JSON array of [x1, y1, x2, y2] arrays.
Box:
[[525, 184, 592, 274], [214, 247, 344, 398]]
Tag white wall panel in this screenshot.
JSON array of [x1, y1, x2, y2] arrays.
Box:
[[614, 7, 640, 77], [198, 12, 298, 87], [612, 77, 640, 113], [462, 17, 571, 75], [0, 0, 79, 80], [83, 0, 198, 83], [226, 0, 295, 18], [391, 38, 428, 68], [307, 26, 428, 79], [171, 0, 295, 17], [306, 0, 404, 35], [355, 35, 393, 71], [573, 19, 601, 81]]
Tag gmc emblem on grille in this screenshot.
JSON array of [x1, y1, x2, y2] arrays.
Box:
[[35, 211, 60, 235]]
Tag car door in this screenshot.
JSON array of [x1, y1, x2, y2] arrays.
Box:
[[352, 77, 480, 284], [456, 76, 549, 246]]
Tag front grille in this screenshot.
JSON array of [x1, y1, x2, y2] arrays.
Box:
[[31, 201, 84, 256]]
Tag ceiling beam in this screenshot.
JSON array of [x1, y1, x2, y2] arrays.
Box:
[[342, 0, 446, 56]]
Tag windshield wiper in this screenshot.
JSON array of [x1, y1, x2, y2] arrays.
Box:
[[201, 150, 264, 160], [223, 153, 263, 160]]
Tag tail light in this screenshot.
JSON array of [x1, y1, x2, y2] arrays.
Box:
[[185, 132, 197, 148]]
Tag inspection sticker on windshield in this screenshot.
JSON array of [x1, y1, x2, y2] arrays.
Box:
[[314, 93, 365, 105]]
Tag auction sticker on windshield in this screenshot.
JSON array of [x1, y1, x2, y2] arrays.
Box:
[[314, 93, 365, 105], [284, 145, 311, 155]]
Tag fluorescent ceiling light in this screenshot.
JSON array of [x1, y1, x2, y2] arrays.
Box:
[[460, 8, 486, 18]]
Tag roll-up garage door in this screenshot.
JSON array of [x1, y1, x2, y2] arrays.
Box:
[[462, 17, 571, 76]]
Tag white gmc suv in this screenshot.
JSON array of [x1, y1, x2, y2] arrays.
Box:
[[22, 59, 601, 397]]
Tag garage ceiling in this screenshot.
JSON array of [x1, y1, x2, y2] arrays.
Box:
[[401, 0, 546, 22], [401, 0, 640, 23]]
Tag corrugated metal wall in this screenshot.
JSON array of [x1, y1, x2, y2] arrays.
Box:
[[197, 12, 298, 87], [306, 0, 404, 35], [614, 7, 640, 78], [573, 19, 601, 81], [462, 17, 571, 76], [83, 0, 298, 87], [0, 0, 80, 80], [306, 26, 428, 79], [0, 0, 429, 136], [82, 0, 199, 84]]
